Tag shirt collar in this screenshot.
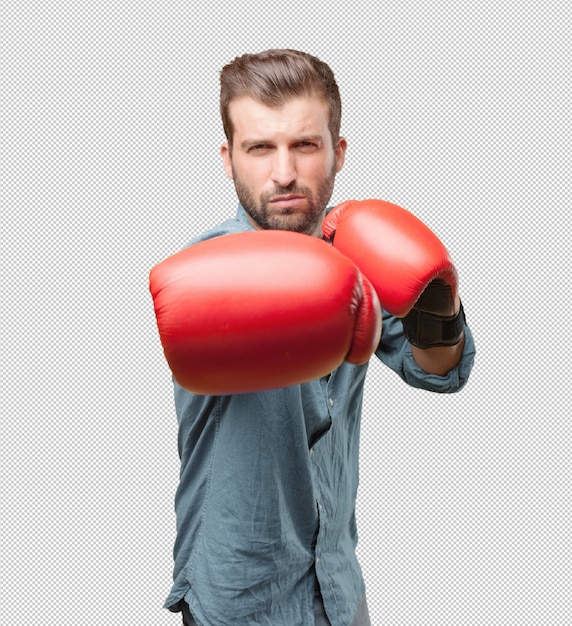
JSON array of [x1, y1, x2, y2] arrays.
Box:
[[235, 204, 257, 231]]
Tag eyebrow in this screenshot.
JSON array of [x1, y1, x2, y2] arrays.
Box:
[[240, 135, 324, 150]]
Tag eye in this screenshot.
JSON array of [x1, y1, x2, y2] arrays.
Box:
[[296, 141, 318, 152], [248, 144, 269, 154]]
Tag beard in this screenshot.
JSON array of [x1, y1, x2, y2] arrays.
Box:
[[232, 164, 337, 236]]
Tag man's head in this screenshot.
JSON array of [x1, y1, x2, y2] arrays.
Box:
[[219, 49, 347, 236], [220, 49, 342, 151]]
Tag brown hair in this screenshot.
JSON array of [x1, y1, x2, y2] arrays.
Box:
[[220, 49, 342, 149]]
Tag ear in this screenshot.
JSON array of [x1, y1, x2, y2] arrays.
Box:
[[221, 142, 234, 180], [334, 137, 347, 173]]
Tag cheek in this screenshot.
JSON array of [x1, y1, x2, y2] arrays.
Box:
[[303, 155, 336, 181], [235, 158, 270, 189]]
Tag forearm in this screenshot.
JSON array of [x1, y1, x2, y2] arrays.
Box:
[[375, 310, 476, 393], [409, 293, 465, 375], [411, 332, 465, 376]]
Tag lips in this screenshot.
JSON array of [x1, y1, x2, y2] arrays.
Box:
[[269, 195, 306, 209]]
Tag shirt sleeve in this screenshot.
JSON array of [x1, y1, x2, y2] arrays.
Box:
[[375, 309, 476, 393]]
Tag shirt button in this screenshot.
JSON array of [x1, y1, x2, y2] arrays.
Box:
[[318, 502, 323, 512], [329, 397, 334, 407]]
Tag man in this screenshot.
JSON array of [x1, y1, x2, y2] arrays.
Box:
[[150, 49, 476, 626]]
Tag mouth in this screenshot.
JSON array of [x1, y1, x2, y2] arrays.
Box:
[[269, 195, 307, 209]]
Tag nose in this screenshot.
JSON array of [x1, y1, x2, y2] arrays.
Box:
[[271, 149, 296, 187]]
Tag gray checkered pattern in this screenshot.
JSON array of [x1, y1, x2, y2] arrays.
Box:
[[4, 2, 570, 625]]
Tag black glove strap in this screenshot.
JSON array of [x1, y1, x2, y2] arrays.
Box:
[[402, 301, 466, 349]]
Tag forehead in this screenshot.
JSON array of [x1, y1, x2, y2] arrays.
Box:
[[228, 96, 331, 144]]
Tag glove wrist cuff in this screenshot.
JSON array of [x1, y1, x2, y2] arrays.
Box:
[[402, 301, 466, 349]]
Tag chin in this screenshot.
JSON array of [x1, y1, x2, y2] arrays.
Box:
[[283, 221, 321, 236]]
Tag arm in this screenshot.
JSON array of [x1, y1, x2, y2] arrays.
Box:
[[411, 329, 465, 375], [376, 307, 475, 393], [408, 289, 465, 375], [323, 198, 474, 385]]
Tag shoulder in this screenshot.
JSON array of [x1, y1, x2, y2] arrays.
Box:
[[184, 205, 254, 249], [184, 219, 247, 248]]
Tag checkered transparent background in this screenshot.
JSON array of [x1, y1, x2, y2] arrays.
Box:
[[3, 2, 570, 625]]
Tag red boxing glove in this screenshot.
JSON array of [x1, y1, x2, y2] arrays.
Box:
[[323, 199, 465, 348], [149, 230, 381, 395]]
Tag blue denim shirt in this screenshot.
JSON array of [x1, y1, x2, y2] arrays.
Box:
[[164, 205, 476, 625]]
